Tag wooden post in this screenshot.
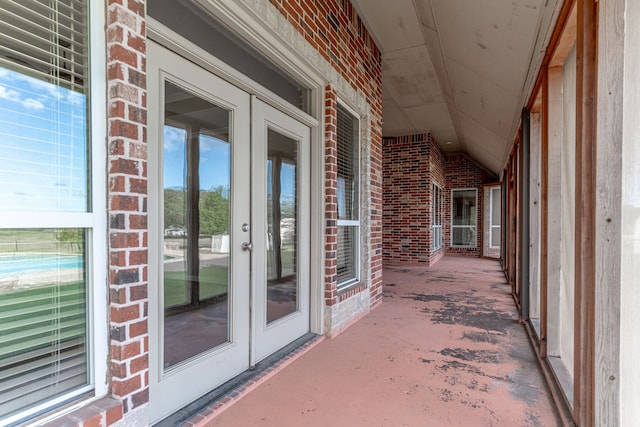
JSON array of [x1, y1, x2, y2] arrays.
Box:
[[574, 0, 597, 424]]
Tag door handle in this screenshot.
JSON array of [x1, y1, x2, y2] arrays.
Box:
[[242, 242, 253, 252]]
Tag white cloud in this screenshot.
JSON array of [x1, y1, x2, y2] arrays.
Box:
[[164, 126, 186, 152], [22, 98, 45, 110], [0, 84, 20, 102]]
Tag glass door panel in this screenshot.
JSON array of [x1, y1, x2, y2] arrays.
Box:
[[266, 130, 298, 323], [162, 81, 233, 368], [251, 98, 310, 364], [148, 41, 250, 424]]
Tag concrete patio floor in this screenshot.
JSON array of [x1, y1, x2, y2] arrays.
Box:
[[195, 256, 561, 426]]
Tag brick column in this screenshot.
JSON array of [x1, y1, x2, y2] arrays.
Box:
[[324, 85, 338, 308], [106, 0, 149, 415]]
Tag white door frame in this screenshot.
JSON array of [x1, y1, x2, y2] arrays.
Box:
[[148, 15, 326, 338], [147, 41, 252, 423], [250, 97, 311, 364]]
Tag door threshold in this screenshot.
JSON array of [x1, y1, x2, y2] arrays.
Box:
[[154, 333, 323, 426]]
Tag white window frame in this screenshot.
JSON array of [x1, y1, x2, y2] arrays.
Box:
[[432, 183, 443, 251], [336, 101, 360, 290], [489, 187, 501, 249], [0, 2, 108, 424], [450, 188, 478, 248]]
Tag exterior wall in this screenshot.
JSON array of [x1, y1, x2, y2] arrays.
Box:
[[32, 0, 382, 425], [382, 134, 493, 266], [382, 133, 432, 265], [270, 0, 384, 335], [445, 154, 490, 256]]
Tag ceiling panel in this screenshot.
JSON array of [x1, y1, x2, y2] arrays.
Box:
[[447, 59, 521, 139], [382, 45, 444, 109], [403, 103, 454, 134], [351, 0, 562, 174], [381, 100, 417, 135], [351, 0, 425, 51]]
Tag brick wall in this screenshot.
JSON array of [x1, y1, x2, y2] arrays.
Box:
[[106, 0, 149, 420], [382, 133, 432, 265], [383, 134, 494, 265], [45, 0, 382, 423], [273, 0, 384, 332], [429, 141, 446, 265]]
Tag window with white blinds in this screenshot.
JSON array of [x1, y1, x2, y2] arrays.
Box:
[[432, 184, 442, 251], [0, 1, 93, 424], [336, 104, 359, 289]]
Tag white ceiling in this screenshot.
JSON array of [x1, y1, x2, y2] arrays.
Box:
[[352, 0, 563, 174]]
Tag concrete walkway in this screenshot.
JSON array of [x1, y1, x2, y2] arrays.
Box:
[[200, 257, 561, 426]]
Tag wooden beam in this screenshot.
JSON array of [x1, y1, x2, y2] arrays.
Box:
[[574, 0, 598, 424]]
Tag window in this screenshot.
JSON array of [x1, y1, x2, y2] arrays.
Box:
[[432, 184, 443, 250], [0, 1, 105, 424], [489, 187, 501, 248], [336, 104, 359, 289], [451, 189, 477, 247]]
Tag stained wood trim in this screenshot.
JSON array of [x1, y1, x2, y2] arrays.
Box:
[[526, 0, 577, 111], [573, 0, 598, 424]]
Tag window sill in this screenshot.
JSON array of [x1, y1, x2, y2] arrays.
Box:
[[336, 281, 367, 303], [44, 397, 123, 427]]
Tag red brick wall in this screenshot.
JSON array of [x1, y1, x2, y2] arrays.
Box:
[[382, 134, 432, 265], [106, 0, 148, 417], [272, 0, 383, 306], [383, 134, 492, 265], [429, 141, 446, 265]]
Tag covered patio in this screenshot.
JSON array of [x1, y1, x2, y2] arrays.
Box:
[[184, 257, 562, 426]]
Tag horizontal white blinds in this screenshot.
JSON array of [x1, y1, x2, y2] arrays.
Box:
[[0, 0, 87, 92], [336, 105, 359, 288], [0, 256, 88, 419], [336, 105, 358, 221], [0, 0, 90, 421], [0, 0, 89, 212]]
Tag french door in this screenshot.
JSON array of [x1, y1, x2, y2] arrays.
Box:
[[148, 42, 310, 422]]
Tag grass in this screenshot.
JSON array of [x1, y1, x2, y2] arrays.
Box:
[[164, 265, 229, 307]]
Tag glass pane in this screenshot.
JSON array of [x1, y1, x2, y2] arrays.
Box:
[[491, 188, 501, 225], [162, 82, 231, 369], [0, 229, 87, 417], [0, 65, 88, 212], [491, 227, 501, 248], [452, 190, 476, 226], [148, 0, 311, 113], [337, 225, 358, 286], [337, 105, 359, 221], [452, 227, 476, 246], [266, 130, 298, 324]]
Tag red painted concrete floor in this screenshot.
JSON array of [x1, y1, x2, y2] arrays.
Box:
[[200, 257, 561, 426]]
